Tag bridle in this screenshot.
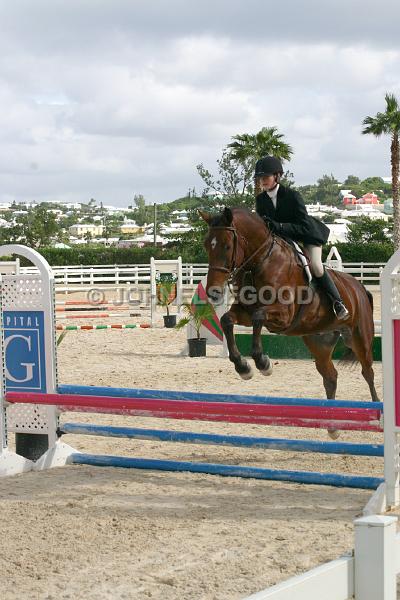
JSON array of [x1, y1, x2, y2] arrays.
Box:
[[207, 225, 275, 284]]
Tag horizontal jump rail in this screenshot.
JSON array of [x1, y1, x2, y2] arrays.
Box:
[[6, 392, 381, 422], [56, 300, 139, 306], [56, 324, 150, 331], [6, 393, 382, 431], [60, 423, 384, 456], [57, 385, 384, 411], [68, 453, 384, 490]]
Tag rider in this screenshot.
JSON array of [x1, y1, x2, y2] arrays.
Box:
[[254, 155, 349, 321]]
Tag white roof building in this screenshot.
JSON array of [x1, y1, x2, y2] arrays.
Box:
[[327, 224, 348, 244], [342, 205, 389, 221]]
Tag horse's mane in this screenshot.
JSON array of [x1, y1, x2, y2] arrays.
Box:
[[210, 207, 264, 228]]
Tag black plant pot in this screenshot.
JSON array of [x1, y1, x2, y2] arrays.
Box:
[[163, 314, 177, 328], [188, 337, 207, 357]]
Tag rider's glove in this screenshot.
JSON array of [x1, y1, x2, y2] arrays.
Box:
[[263, 217, 282, 234]]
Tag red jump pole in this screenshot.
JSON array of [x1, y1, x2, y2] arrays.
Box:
[[6, 392, 382, 432]]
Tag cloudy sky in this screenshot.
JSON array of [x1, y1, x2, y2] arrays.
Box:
[[0, 1, 399, 207]]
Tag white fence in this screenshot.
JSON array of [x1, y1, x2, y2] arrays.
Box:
[[244, 515, 398, 600], [19, 262, 384, 291]]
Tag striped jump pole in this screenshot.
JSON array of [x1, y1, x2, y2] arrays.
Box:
[[57, 384, 384, 409], [56, 324, 151, 331], [60, 423, 384, 457], [68, 453, 384, 490], [6, 391, 383, 432]]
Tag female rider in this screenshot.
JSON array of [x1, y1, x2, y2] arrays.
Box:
[[254, 155, 349, 321]]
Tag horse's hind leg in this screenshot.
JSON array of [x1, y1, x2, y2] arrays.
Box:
[[302, 332, 340, 399], [349, 326, 379, 402], [303, 332, 340, 439]]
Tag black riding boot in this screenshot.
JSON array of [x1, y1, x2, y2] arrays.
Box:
[[314, 269, 349, 321]]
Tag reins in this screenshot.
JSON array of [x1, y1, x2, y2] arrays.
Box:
[[207, 225, 275, 283]]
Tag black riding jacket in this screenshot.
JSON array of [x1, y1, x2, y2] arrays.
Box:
[[256, 185, 330, 246]]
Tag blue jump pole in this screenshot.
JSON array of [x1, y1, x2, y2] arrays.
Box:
[[58, 384, 384, 411], [61, 422, 384, 457], [69, 453, 384, 490]]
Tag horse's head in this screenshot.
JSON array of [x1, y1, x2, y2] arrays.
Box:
[[199, 206, 250, 303]]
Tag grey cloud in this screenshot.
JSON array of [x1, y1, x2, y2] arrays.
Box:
[[0, 1, 398, 205], [1, 1, 399, 50]]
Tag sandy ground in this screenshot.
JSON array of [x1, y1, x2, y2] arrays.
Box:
[[0, 294, 394, 600]]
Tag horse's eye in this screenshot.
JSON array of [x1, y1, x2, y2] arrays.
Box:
[[225, 245, 231, 251]]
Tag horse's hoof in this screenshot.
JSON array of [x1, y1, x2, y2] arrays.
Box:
[[260, 362, 273, 376], [238, 366, 253, 380], [328, 429, 341, 440]]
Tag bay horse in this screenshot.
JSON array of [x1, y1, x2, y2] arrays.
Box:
[[200, 206, 379, 405]]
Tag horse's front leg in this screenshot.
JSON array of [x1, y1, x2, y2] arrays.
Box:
[[221, 306, 253, 380], [251, 309, 273, 376]]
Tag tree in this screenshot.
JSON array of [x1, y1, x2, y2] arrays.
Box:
[[362, 93, 400, 247], [343, 175, 360, 187], [360, 176, 385, 190], [297, 184, 318, 204], [11, 205, 59, 248], [346, 216, 392, 244], [197, 126, 293, 205], [228, 126, 293, 164], [314, 174, 341, 205], [228, 126, 293, 195], [132, 194, 147, 225], [196, 148, 254, 206]]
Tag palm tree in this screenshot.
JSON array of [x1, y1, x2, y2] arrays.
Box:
[[228, 126, 293, 195], [362, 93, 400, 248]]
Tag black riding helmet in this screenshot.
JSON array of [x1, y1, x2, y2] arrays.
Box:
[[254, 156, 283, 177]]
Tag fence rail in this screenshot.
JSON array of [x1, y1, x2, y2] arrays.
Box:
[[19, 262, 385, 288]]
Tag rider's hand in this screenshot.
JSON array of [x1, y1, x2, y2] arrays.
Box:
[[263, 217, 281, 234]]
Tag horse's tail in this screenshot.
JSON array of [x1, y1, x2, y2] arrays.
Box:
[[365, 287, 374, 313], [338, 345, 357, 365], [339, 284, 373, 366]]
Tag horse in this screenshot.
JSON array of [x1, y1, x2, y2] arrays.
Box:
[[200, 206, 379, 405]]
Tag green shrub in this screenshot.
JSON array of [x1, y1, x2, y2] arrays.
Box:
[[323, 242, 394, 263]]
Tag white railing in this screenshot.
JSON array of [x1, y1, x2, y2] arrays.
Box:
[[341, 262, 385, 285], [244, 515, 398, 600], [19, 262, 385, 289]]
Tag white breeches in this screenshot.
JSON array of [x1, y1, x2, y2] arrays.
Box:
[[304, 244, 324, 278]]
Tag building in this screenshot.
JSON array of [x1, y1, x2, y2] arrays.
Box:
[[119, 219, 143, 235], [343, 205, 389, 221], [122, 234, 166, 247], [171, 209, 189, 221], [68, 224, 104, 238], [342, 193, 357, 205], [343, 192, 379, 206], [326, 223, 348, 244]]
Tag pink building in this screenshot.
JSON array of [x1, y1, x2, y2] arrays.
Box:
[[343, 192, 379, 205]]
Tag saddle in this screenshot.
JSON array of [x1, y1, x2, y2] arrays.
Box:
[[283, 239, 313, 284]]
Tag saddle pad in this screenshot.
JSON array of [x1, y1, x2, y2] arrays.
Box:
[[292, 241, 312, 284]]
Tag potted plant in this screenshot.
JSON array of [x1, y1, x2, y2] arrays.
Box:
[[175, 301, 215, 357], [156, 272, 178, 328]]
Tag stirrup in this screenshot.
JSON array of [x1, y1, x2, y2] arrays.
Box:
[[333, 301, 349, 321]]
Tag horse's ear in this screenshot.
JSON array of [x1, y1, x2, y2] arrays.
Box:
[[198, 209, 212, 224], [222, 207, 233, 225]]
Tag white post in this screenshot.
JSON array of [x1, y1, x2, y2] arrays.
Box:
[[150, 257, 156, 327], [381, 249, 400, 509], [354, 515, 397, 600], [325, 246, 343, 272], [0, 245, 60, 472]]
